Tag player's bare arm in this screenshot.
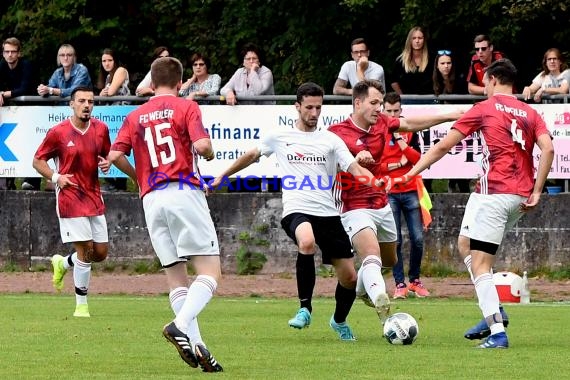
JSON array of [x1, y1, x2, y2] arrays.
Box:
[[355, 150, 375, 166], [194, 137, 215, 161], [107, 151, 137, 185], [521, 133, 555, 211], [32, 157, 77, 189], [210, 147, 262, 188], [397, 109, 464, 133]]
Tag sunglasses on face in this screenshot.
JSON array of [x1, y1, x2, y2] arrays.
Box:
[[437, 50, 451, 56], [475, 47, 488, 52]]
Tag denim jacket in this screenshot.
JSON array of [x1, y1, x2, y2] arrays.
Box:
[[48, 63, 92, 97]]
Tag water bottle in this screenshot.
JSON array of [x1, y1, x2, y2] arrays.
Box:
[[520, 271, 530, 304]]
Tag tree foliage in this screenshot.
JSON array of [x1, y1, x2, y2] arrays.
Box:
[[0, 0, 568, 94]]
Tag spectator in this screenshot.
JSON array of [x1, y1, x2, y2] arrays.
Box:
[[522, 48, 570, 103], [179, 53, 221, 101], [432, 49, 471, 193], [466, 34, 504, 95], [0, 37, 35, 190], [97, 48, 131, 103], [220, 43, 274, 105], [333, 37, 385, 95], [135, 46, 169, 97], [37, 44, 92, 98], [391, 26, 433, 100], [97, 48, 131, 192], [380, 92, 430, 299]]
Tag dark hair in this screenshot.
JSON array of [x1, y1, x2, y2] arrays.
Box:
[[71, 86, 94, 100], [241, 43, 265, 66], [474, 34, 492, 46], [541, 48, 568, 76], [151, 57, 183, 88], [296, 82, 324, 103], [152, 46, 169, 61], [351, 38, 367, 49], [352, 79, 384, 103], [384, 92, 401, 105], [97, 48, 124, 90], [190, 53, 211, 71], [432, 53, 456, 96], [485, 58, 517, 86]]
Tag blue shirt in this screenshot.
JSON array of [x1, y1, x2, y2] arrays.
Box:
[[48, 63, 92, 97]]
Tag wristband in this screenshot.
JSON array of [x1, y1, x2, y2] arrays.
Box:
[[49, 87, 54, 95], [51, 172, 60, 184], [395, 136, 404, 141]]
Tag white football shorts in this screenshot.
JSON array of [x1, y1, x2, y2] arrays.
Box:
[[142, 182, 220, 267], [59, 215, 108, 244], [460, 192, 526, 245], [340, 205, 397, 244]]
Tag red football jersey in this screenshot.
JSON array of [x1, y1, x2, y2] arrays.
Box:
[[328, 115, 400, 211], [452, 94, 550, 196], [34, 118, 111, 218], [111, 94, 210, 198]]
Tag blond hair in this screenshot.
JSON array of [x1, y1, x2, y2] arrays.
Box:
[[397, 26, 429, 73]]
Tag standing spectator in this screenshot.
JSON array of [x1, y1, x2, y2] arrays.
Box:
[[32, 86, 111, 318], [37, 44, 92, 98], [135, 46, 169, 97], [0, 37, 35, 190], [390, 26, 434, 99], [399, 59, 554, 348], [108, 57, 223, 372], [466, 34, 504, 95], [522, 48, 570, 103], [333, 38, 385, 95], [97, 48, 131, 192], [179, 53, 221, 101], [432, 49, 471, 193], [220, 43, 274, 105], [379, 92, 429, 299]]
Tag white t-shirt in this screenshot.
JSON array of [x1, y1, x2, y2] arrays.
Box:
[[338, 60, 386, 93], [532, 69, 570, 90], [259, 128, 355, 217]]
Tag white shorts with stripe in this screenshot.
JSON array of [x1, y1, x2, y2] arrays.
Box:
[[340, 205, 397, 244], [142, 182, 219, 267], [59, 215, 108, 244], [460, 192, 526, 245]]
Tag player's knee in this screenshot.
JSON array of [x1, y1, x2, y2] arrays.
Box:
[[91, 245, 109, 262], [296, 237, 316, 253]]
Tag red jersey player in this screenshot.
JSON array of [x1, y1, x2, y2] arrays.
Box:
[[108, 57, 222, 372], [402, 59, 554, 348], [33, 86, 111, 318], [328, 79, 461, 325]]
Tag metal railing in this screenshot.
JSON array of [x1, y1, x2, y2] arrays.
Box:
[[7, 93, 570, 105]]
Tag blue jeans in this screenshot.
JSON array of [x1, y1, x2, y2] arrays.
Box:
[[388, 191, 424, 285]]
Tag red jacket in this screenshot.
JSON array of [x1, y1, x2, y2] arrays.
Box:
[[379, 131, 421, 193]]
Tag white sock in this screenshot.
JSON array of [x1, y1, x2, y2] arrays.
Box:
[[74, 258, 91, 305], [473, 272, 504, 334], [361, 255, 386, 302], [463, 255, 474, 282], [175, 275, 217, 334], [356, 266, 365, 297], [169, 287, 187, 315], [64, 252, 77, 270]]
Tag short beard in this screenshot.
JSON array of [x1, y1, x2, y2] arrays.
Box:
[[79, 116, 90, 122]]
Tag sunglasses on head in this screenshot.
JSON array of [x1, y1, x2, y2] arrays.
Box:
[[437, 50, 451, 56], [475, 46, 488, 52]]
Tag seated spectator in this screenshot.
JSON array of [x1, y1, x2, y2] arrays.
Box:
[[433, 49, 470, 193], [390, 26, 434, 101], [220, 43, 274, 105], [37, 44, 92, 98], [97, 48, 130, 192], [97, 48, 130, 103], [0, 37, 35, 190], [333, 37, 385, 95], [466, 34, 504, 95], [522, 48, 570, 103], [135, 46, 169, 97], [179, 53, 221, 101]]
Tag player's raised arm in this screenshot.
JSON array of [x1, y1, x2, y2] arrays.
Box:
[[397, 109, 464, 133], [210, 147, 262, 188]]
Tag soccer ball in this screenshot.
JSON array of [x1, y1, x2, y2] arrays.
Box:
[[383, 312, 419, 345]]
